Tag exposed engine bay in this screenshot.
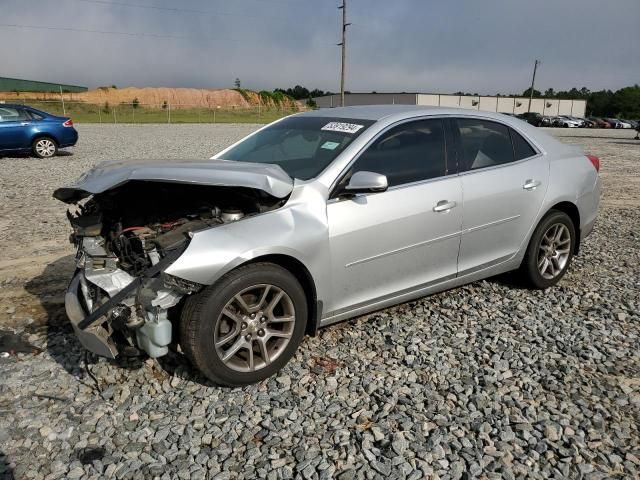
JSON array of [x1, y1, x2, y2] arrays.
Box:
[[62, 180, 285, 359]]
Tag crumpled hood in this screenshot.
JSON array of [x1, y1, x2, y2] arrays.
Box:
[[53, 159, 293, 203]]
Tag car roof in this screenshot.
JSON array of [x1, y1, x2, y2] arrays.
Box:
[[296, 105, 568, 154], [296, 105, 543, 124]]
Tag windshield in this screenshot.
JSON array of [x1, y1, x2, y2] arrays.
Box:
[[220, 116, 375, 180]]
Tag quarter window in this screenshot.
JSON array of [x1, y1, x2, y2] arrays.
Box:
[[26, 110, 45, 121], [510, 128, 537, 160], [456, 119, 514, 170], [348, 119, 447, 187]]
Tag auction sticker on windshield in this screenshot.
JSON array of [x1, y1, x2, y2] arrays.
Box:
[[321, 122, 365, 134]]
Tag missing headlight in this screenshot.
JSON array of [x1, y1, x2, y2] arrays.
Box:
[[163, 273, 203, 295]]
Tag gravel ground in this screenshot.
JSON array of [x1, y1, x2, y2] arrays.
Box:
[[0, 125, 639, 479]]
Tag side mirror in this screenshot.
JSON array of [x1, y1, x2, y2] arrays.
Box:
[[343, 171, 388, 195]]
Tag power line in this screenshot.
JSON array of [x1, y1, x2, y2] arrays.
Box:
[[73, 0, 238, 16], [54, 0, 294, 20], [0, 23, 234, 41]]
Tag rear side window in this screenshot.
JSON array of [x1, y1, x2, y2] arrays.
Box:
[[510, 128, 537, 160], [456, 119, 514, 171], [0, 107, 28, 122], [349, 119, 447, 187]]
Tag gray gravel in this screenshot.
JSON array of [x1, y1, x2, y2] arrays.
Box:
[[0, 125, 639, 479]]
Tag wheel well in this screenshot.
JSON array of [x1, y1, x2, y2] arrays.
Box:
[[32, 134, 58, 146], [242, 254, 319, 336], [549, 202, 581, 254]]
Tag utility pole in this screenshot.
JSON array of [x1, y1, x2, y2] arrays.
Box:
[[527, 59, 540, 113], [338, 0, 350, 107], [59, 85, 66, 115]]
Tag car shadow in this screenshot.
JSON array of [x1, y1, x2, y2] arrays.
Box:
[[486, 270, 534, 290], [0, 150, 73, 159], [0, 450, 14, 480], [23, 255, 90, 378]]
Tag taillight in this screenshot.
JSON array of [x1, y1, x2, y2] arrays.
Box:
[[63, 119, 73, 127], [587, 154, 600, 172]]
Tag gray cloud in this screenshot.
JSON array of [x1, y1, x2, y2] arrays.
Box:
[[1, 0, 638, 93]]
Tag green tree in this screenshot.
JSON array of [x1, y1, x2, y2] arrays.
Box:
[[522, 88, 542, 98], [610, 85, 640, 117], [234, 78, 241, 89], [132, 98, 139, 109]]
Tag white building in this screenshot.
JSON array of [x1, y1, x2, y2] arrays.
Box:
[[313, 93, 587, 117]]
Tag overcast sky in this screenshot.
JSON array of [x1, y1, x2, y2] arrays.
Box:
[[2, 0, 639, 94]]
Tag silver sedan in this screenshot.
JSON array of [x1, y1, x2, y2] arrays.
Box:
[[55, 106, 601, 385]]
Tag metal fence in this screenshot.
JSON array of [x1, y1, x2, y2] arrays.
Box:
[[0, 99, 301, 124]]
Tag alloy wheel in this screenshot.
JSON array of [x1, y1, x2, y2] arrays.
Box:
[[35, 139, 56, 157], [537, 223, 571, 279], [214, 284, 295, 372]]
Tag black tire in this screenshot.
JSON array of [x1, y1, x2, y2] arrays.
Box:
[[180, 262, 307, 386], [32, 137, 58, 158], [519, 210, 576, 289]]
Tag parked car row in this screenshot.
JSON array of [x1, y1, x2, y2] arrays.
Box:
[[516, 112, 638, 129]]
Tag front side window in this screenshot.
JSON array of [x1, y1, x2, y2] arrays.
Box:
[[456, 119, 514, 171], [346, 119, 447, 187], [221, 116, 374, 180]]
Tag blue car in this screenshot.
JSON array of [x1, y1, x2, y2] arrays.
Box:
[[0, 104, 78, 158]]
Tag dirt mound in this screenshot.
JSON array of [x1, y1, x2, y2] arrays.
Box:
[[82, 87, 253, 108], [1, 87, 302, 110]]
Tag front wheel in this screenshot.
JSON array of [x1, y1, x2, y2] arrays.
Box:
[[180, 263, 307, 386], [519, 210, 576, 289], [32, 137, 58, 158]]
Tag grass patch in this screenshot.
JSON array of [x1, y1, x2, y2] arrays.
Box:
[[9, 101, 296, 124]]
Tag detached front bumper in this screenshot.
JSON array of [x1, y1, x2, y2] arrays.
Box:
[[65, 272, 119, 358], [64, 244, 193, 359]]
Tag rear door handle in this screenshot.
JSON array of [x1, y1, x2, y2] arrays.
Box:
[[20, 122, 30, 126], [523, 179, 541, 191], [433, 200, 457, 213]]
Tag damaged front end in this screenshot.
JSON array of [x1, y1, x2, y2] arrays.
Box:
[[54, 160, 292, 359]]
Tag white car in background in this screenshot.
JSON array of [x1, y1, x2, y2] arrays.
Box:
[[553, 116, 582, 128]]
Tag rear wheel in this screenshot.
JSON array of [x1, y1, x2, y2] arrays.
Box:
[[180, 263, 307, 386], [519, 210, 576, 289], [32, 137, 58, 158]]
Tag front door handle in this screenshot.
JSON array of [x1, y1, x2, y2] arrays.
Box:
[[523, 179, 541, 191], [433, 200, 457, 213], [20, 122, 30, 126]]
